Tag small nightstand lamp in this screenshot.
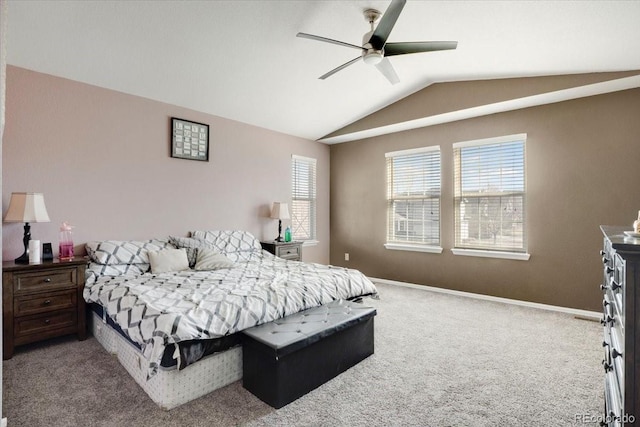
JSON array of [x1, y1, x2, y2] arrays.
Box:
[[3, 192, 50, 264], [270, 202, 290, 242]]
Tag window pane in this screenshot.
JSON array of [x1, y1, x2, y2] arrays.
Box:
[[386, 147, 440, 246], [454, 137, 526, 252], [292, 156, 316, 241]]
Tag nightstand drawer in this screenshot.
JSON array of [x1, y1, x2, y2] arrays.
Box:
[[15, 290, 77, 317], [14, 310, 77, 338], [13, 268, 78, 294], [277, 246, 300, 258]]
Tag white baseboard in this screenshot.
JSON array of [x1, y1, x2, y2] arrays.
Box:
[[371, 277, 601, 321], [2, 417, 7, 427]]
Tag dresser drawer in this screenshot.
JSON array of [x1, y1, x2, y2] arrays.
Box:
[[14, 310, 77, 338], [13, 267, 78, 294], [14, 290, 76, 317], [277, 245, 300, 259]]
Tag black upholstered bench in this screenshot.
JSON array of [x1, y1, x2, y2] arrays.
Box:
[[241, 299, 376, 408]]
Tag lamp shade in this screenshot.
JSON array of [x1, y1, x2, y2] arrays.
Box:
[[270, 202, 290, 220], [3, 192, 51, 223]]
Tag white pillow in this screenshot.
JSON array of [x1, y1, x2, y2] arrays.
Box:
[[194, 248, 235, 271], [148, 248, 190, 274]]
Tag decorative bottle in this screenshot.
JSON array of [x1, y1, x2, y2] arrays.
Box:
[[59, 221, 74, 260], [634, 211, 640, 234], [284, 226, 292, 242]]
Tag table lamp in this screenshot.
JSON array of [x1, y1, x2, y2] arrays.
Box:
[[3, 192, 51, 264], [270, 202, 290, 242]]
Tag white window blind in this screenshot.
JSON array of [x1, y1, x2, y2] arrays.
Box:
[[386, 146, 441, 247], [453, 134, 526, 253], [291, 155, 317, 241]]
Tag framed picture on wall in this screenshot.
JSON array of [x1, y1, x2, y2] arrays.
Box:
[[171, 117, 209, 161]]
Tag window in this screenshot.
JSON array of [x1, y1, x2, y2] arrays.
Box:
[[453, 134, 527, 256], [291, 155, 317, 242], [385, 146, 441, 252]]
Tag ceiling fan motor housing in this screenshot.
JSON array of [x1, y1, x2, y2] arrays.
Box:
[[362, 30, 384, 65]]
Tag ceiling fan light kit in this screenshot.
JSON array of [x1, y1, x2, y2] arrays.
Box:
[[296, 0, 457, 84]]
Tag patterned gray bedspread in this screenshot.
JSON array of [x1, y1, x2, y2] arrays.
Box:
[[83, 251, 377, 378]]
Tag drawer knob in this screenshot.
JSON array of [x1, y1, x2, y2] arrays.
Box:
[[600, 315, 615, 325], [43, 300, 51, 305], [602, 299, 609, 307], [602, 340, 609, 347], [44, 278, 52, 283], [602, 360, 613, 372], [44, 319, 50, 324], [600, 283, 609, 291], [602, 256, 609, 265], [600, 250, 606, 256], [612, 349, 623, 359], [611, 280, 621, 291], [606, 266, 613, 275]]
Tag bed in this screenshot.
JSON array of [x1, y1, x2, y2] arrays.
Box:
[[83, 230, 378, 409]]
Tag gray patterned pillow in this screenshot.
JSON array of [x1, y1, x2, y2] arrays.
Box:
[[168, 236, 215, 267], [189, 230, 261, 254], [86, 239, 172, 265]]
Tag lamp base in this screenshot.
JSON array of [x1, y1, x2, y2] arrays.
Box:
[[14, 252, 29, 264]]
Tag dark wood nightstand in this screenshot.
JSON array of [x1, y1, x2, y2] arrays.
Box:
[[2, 257, 87, 359], [260, 241, 303, 261]]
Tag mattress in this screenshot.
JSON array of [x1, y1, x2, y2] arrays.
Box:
[[89, 303, 241, 369]]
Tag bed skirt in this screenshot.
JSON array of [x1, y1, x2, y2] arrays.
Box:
[[90, 311, 243, 409]]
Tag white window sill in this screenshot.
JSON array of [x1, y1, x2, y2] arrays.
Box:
[[301, 240, 319, 247], [451, 248, 530, 261], [384, 243, 443, 254]]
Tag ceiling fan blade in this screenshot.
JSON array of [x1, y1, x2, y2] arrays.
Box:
[[297, 32, 364, 51], [384, 41, 458, 57], [375, 58, 400, 85], [319, 56, 361, 80], [368, 0, 407, 50]]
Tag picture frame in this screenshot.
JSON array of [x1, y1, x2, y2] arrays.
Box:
[[171, 117, 209, 161]]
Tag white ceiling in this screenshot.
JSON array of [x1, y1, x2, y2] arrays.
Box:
[[7, 1, 640, 142]]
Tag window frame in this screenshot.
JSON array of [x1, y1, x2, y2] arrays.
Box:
[[384, 146, 443, 254], [452, 134, 529, 261], [291, 154, 317, 244]]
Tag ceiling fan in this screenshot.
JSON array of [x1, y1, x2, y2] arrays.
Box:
[[297, 0, 457, 85]]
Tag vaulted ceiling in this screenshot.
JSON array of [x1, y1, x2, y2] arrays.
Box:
[[7, 1, 640, 141]]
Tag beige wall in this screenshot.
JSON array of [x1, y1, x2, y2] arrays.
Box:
[[330, 86, 640, 312], [3, 66, 330, 264]]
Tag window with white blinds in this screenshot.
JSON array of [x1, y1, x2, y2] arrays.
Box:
[[453, 134, 526, 253], [386, 146, 441, 249], [291, 155, 317, 241]]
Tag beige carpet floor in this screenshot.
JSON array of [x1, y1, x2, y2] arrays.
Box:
[[3, 282, 603, 426]]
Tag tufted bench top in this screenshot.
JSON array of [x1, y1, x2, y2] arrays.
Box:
[[242, 299, 376, 358]]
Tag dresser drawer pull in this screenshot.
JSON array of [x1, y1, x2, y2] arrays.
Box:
[[600, 250, 606, 256], [602, 360, 613, 372], [600, 283, 609, 291], [602, 299, 609, 308], [600, 315, 615, 325], [602, 256, 609, 265], [44, 319, 50, 325], [43, 300, 51, 306], [611, 349, 623, 359], [610, 280, 621, 291], [605, 266, 614, 275], [44, 278, 52, 283]]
